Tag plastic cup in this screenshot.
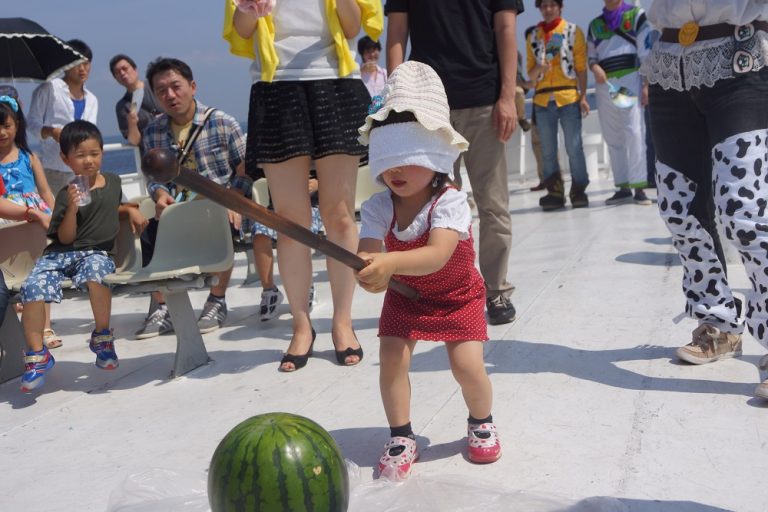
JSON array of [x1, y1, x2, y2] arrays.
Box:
[[71, 175, 92, 206]]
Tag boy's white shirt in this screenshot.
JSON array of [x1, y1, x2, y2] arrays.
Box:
[[26, 78, 99, 174], [359, 187, 472, 242]]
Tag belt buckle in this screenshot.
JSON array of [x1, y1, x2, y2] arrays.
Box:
[[735, 23, 755, 42], [733, 50, 754, 73], [678, 21, 699, 47]]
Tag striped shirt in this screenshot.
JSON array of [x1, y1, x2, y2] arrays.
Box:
[[142, 100, 249, 198]]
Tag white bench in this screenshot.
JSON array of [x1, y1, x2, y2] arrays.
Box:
[[104, 199, 233, 377], [0, 221, 49, 383], [1, 199, 234, 383]]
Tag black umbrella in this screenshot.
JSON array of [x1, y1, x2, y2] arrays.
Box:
[[0, 17, 86, 82]]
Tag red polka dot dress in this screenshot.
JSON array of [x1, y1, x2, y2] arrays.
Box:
[[379, 190, 488, 342]]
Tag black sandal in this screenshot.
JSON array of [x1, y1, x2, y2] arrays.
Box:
[[334, 332, 363, 366], [279, 328, 316, 372]]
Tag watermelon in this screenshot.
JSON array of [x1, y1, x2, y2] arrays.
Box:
[[208, 413, 349, 512]]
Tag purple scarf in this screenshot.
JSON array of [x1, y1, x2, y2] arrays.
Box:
[[603, 2, 633, 32]]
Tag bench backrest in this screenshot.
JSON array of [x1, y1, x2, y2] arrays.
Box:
[[0, 222, 48, 290], [252, 178, 270, 208], [113, 198, 233, 282]]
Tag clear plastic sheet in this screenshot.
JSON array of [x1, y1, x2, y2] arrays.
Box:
[[107, 462, 629, 512], [347, 461, 593, 512], [106, 468, 209, 512]]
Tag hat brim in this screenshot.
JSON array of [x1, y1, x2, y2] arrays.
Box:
[[358, 104, 469, 151]]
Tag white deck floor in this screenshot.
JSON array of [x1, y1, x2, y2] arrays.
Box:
[[1, 171, 765, 512]]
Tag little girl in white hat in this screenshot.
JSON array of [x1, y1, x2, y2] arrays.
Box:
[[356, 61, 501, 479]]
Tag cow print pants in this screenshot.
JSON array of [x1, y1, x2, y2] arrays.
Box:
[[649, 69, 768, 349]]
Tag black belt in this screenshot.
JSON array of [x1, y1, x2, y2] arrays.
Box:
[[534, 85, 577, 95], [660, 20, 768, 45], [598, 54, 640, 74]]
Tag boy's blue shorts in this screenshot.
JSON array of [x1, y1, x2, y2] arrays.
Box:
[[20, 250, 115, 304], [248, 206, 323, 239]]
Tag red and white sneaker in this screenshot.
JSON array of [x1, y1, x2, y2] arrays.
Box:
[[377, 436, 418, 480], [467, 422, 501, 463]]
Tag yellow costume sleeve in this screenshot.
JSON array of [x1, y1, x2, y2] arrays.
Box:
[[526, 31, 536, 76], [222, 0, 383, 82], [574, 27, 587, 73]]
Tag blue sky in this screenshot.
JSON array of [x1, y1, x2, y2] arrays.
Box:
[[4, 0, 618, 137]]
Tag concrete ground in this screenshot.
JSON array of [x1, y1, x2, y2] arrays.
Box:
[[1, 171, 765, 512]]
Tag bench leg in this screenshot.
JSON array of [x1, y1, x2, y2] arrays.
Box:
[[164, 290, 211, 378], [0, 306, 26, 383]]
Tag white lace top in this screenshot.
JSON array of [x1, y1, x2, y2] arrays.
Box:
[[359, 187, 472, 242], [642, 0, 768, 91]]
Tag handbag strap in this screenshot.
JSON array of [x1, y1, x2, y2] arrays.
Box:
[[177, 107, 216, 167]]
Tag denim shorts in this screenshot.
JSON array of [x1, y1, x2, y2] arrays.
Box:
[[20, 250, 115, 304]]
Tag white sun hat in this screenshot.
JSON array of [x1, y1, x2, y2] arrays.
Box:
[[358, 61, 469, 184]]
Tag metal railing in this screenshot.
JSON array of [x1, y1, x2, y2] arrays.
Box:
[[103, 142, 146, 197], [108, 87, 605, 194]]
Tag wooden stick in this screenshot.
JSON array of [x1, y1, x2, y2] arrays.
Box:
[[141, 149, 419, 300]]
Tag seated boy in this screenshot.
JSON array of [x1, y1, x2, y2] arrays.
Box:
[[19, 120, 146, 393]]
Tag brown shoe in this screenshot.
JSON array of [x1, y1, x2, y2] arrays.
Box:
[[756, 380, 768, 400], [676, 324, 742, 364], [756, 355, 768, 400], [569, 183, 589, 208], [529, 182, 546, 192]]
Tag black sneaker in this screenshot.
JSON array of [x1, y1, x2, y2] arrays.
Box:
[[605, 189, 632, 205], [570, 191, 589, 208], [539, 193, 566, 211], [633, 189, 652, 205], [486, 294, 516, 325]]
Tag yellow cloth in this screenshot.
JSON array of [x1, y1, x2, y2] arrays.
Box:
[[223, 0, 383, 82], [526, 20, 587, 108], [170, 120, 198, 176]]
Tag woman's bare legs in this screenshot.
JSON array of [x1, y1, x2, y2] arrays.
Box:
[[315, 154, 361, 363], [264, 157, 314, 371]]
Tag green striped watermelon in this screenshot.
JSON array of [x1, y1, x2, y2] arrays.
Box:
[[208, 413, 349, 512]]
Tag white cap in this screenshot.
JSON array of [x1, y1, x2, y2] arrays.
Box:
[[358, 61, 468, 183]]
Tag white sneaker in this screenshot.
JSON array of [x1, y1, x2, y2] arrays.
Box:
[[135, 305, 174, 340], [259, 287, 284, 322], [198, 299, 227, 334]]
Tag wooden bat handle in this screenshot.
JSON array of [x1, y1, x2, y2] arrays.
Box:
[[172, 169, 420, 301]]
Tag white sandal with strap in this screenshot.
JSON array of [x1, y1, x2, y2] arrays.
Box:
[[43, 329, 63, 349]]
